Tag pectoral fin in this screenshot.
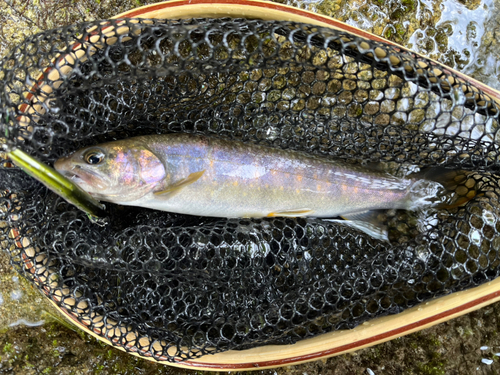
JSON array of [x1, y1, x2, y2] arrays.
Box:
[[267, 209, 314, 217], [154, 170, 206, 198]]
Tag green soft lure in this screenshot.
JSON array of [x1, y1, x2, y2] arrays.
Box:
[[7, 148, 106, 219]]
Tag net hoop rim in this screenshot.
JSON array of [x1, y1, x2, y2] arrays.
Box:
[[46, 264, 500, 370]]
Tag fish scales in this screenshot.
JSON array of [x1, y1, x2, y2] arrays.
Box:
[[55, 133, 429, 220]]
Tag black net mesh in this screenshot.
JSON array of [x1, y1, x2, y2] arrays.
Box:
[[1, 18, 500, 362]]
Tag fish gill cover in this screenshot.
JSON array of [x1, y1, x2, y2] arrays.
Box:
[[0, 18, 500, 361]]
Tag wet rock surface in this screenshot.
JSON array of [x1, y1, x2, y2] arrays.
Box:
[[0, 245, 51, 331], [2, 0, 500, 374]]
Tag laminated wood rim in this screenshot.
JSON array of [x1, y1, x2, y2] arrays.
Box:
[[50, 275, 500, 370]]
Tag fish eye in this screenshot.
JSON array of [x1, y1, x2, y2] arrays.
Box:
[[84, 149, 105, 165]]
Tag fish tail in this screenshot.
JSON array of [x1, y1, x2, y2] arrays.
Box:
[[408, 167, 478, 210], [331, 168, 478, 242]]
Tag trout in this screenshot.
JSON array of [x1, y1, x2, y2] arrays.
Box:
[[54, 133, 455, 231]]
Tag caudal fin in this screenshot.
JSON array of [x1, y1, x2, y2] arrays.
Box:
[[412, 167, 478, 209], [325, 168, 478, 242]]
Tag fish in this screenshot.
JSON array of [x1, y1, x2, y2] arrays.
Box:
[[54, 133, 466, 238]]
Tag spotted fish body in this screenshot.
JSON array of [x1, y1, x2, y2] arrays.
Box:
[[54, 134, 438, 219]]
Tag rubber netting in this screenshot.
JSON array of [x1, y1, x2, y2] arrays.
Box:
[[1, 18, 500, 362]]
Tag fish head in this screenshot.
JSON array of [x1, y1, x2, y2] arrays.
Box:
[[54, 141, 166, 202]]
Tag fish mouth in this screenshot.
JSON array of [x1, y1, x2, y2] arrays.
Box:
[[57, 165, 87, 184], [59, 169, 81, 181], [56, 163, 108, 191]]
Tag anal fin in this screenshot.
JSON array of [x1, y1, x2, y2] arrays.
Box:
[[325, 210, 388, 242]]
